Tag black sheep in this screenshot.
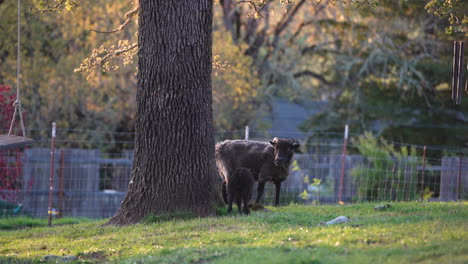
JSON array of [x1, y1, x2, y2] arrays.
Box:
[[227, 167, 254, 214], [216, 137, 300, 206]]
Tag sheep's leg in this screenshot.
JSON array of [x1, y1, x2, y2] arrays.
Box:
[[255, 181, 266, 204], [236, 195, 242, 213], [222, 180, 228, 204], [242, 194, 250, 215], [243, 184, 253, 215], [274, 181, 282, 206], [227, 189, 235, 213]]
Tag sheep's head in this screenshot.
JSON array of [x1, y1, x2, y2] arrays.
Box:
[[269, 137, 300, 167]]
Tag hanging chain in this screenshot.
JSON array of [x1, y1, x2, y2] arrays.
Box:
[[8, 0, 26, 137]]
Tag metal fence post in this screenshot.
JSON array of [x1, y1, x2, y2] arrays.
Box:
[[338, 124, 348, 204], [47, 122, 56, 226], [420, 145, 426, 201], [245, 126, 249, 140], [458, 156, 462, 200]]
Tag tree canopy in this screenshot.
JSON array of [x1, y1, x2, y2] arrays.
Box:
[[0, 0, 466, 150]]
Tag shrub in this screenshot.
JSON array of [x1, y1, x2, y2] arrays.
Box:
[[351, 132, 422, 201]]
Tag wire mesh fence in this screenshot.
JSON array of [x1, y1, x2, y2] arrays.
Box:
[[0, 128, 467, 219]]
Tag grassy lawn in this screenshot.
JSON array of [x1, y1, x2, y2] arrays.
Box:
[[0, 202, 466, 264]]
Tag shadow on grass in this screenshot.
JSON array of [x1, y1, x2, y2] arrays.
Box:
[[142, 211, 198, 224], [141, 205, 234, 224], [0, 256, 37, 264], [119, 241, 467, 264], [0, 217, 93, 230], [3, 242, 466, 264]]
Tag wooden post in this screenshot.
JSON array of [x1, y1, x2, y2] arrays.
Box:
[[245, 126, 249, 141], [338, 124, 348, 204], [47, 122, 56, 227]]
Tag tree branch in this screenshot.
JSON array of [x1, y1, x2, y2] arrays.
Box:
[[74, 43, 138, 74], [236, 1, 262, 17], [273, 0, 306, 40], [293, 70, 336, 85], [91, 0, 139, 34], [54, 0, 67, 9], [260, 0, 306, 75], [31, 0, 78, 13], [96, 44, 139, 67]]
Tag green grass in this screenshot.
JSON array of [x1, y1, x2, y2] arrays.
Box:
[[0, 202, 467, 264], [0, 216, 92, 230]]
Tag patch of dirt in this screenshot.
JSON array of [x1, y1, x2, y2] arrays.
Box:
[[249, 203, 270, 212], [78, 250, 107, 260]]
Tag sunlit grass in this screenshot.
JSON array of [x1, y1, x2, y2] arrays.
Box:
[[1, 202, 466, 263]]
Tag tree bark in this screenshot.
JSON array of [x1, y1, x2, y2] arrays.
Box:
[[108, 0, 219, 225]]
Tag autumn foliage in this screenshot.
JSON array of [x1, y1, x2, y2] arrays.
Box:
[[0, 84, 24, 204]]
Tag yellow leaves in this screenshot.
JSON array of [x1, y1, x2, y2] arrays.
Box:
[[212, 55, 231, 76], [212, 29, 262, 130], [64, 0, 77, 11], [74, 41, 138, 80], [435, 83, 450, 91]]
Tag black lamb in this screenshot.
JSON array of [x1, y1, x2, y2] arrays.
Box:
[[227, 167, 254, 214]]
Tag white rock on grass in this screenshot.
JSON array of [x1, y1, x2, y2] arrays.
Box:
[[319, 216, 350, 226]]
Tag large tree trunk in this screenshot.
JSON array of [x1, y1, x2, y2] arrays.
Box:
[[108, 0, 219, 225]]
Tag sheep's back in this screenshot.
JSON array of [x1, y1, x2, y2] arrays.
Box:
[[216, 140, 273, 181]]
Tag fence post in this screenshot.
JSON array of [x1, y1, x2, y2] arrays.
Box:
[[47, 122, 56, 226], [338, 124, 348, 204], [420, 145, 426, 201], [245, 125, 249, 141], [458, 156, 462, 200]]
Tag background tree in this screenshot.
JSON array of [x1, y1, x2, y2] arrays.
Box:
[[0, 0, 138, 150], [107, 0, 219, 225], [218, 0, 334, 99], [299, 0, 468, 148], [425, 0, 467, 37], [212, 29, 266, 134], [1, 0, 466, 150]]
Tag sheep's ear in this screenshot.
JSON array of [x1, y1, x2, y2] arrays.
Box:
[[292, 142, 300, 149], [270, 137, 278, 146]]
